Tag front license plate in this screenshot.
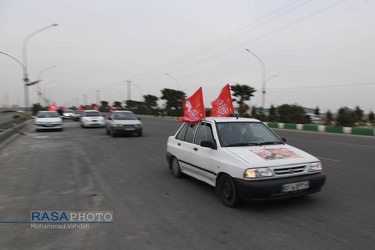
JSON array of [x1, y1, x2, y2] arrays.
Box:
[[125, 128, 135, 131], [282, 181, 309, 192]]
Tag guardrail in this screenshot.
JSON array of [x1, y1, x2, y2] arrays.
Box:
[[0, 118, 29, 143]]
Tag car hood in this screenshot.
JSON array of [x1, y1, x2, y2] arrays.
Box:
[[223, 144, 319, 168], [35, 117, 62, 123], [111, 120, 141, 125]]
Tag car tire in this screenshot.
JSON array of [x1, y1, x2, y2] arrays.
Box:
[[138, 132, 143, 137], [171, 157, 183, 178], [217, 174, 240, 207], [111, 128, 116, 137], [106, 127, 110, 134]]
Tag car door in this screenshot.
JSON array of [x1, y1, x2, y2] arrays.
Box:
[[188, 121, 219, 186], [172, 123, 198, 174]]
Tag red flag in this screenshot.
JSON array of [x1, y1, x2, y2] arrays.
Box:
[[80, 105, 84, 115], [94, 104, 99, 111], [109, 105, 113, 114], [48, 102, 57, 111], [178, 87, 206, 124], [210, 84, 234, 117]]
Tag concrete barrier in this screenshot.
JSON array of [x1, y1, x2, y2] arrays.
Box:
[[264, 122, 374, 136], [0, 119, 29, 143]]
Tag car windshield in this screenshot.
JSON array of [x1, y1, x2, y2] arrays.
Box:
[[64, 110, 74, 114], [37, 112, 60, 118], [85, 111, 101, 117], [216, 122, 283, 147], [113, 112, 137, 120]]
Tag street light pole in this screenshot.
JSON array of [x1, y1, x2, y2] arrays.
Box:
[[36, 65, 56, 104], [245, 48, 266, 109], [165, 73, 180, 90], [22, 24, 58, 112]]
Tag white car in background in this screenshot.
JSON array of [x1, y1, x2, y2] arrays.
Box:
[[80, 110, 105, 128], [166, 117, 326, 207], [34, 111, 64, 131], [105, 111, 143, 137], [62, 109, 75, 119]]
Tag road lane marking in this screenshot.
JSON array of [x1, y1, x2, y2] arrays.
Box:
[[318, 157, 342, 163], [331, 141, 375, 148]]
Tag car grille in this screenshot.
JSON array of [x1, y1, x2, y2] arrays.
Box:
[[37, 124, 60, 127], [274, 165, 306, 175], [120, 125, 135, 128]]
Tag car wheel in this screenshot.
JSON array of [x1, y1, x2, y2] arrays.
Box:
[[111, 128, 116, 137], [138, 132, 143, 137], [217, 174, 240, 207], [106, 127, 110, 134], [171, 157, 183, 178]]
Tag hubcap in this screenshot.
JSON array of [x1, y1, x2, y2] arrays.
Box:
[[223, 181, 232, 199]]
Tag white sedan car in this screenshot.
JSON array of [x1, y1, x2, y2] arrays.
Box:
[[166, 117, 326, 207], [34, 111, 64, 131], [80, 110, 105, 128]]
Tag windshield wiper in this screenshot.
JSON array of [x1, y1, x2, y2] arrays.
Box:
[[225, 142, 262, 147], [259, 141, 284, 146]]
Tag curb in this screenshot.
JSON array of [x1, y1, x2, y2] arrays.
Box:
[[0, 120, 31, 150], [265, 122, 375, 136], [136, 115, 375, 137]]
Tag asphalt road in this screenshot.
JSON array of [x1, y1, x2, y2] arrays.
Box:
[[0, 113, 17, 123], [0, 118, 374, 250]]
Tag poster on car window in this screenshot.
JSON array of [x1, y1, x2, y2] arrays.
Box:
[[250, 148, 304, 160]]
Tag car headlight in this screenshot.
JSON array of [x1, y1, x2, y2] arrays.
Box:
[[135, 124, 142, 128], [309, 162, 322, 172], [244, 168, 273, 179]]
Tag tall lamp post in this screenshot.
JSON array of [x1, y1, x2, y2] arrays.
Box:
[[36, 65, 56, 104], [23, 24, 58, 111], [245, 48, 266, 110], [165, 73, 180, 90], [265, 75, 278, 107]]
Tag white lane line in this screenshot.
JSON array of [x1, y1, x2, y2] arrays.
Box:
[[318, 157, 342, 163], [331, 141, 375, 148]]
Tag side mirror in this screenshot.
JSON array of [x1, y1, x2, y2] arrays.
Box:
[[138, 118, 141, 120], [107, 117, 112, 120], [282, 138, 287, 143], [200, 140, 217, 150]]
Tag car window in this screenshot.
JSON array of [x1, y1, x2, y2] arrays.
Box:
[[113, 112, 137, 120], [37, 112, 59, 118], [175, 123, 188, 140], [85, 111, 101, 117], [184, 123, 198, 143], [217, 122, 282, 147], [195, 122, 214, 145]]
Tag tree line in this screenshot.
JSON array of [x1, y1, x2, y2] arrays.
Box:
[[32, 84, 374, 127]]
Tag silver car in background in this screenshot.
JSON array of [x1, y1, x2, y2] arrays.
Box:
[[81, 110, 105, 128], [34, 111, 64, 132], [105, 111, 143, 137]]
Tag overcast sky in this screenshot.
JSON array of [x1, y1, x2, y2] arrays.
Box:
[[1, 0, 374, 113]]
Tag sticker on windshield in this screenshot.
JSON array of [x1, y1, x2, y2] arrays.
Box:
[[250, 148, 304, 160]]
